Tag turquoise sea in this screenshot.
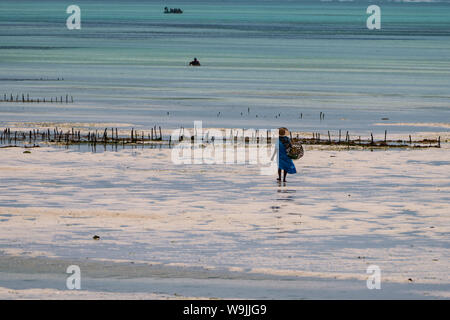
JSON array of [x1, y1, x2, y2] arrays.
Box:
[[0, 0, 449, 134]]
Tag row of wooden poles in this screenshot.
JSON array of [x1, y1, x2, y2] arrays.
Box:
[[0, 126, 164, 145], [224, 108, 326, 120], [0, 127, 270, 146], [304, 129, 441, 147], [0, 127, 442, 148], [1, 93, 74, 103]]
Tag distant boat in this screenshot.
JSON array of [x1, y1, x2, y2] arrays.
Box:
[[164, 7, 183, 14]]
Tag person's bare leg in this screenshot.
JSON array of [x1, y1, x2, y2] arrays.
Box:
[[283, 170, 287, 182], [277, 169, 282, 181]]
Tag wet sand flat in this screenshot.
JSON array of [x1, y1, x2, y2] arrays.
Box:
[[0, 143, 449, 298]]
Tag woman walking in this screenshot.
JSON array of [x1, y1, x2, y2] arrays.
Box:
[[277, 127, 297, 182]]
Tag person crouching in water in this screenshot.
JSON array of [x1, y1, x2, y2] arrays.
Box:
[[189, 57, 201, 66], [277, 127, 297, 182]]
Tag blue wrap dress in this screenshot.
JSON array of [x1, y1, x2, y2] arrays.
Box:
[[278, 136, 297, 174]]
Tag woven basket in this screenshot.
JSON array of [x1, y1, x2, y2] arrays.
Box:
[[288, 143, 304, 160]]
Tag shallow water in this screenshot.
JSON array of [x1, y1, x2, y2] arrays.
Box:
[[0, 0, 449, 134]]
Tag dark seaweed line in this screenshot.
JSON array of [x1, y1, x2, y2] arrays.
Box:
[[0, 78, 64, 82], [0, 127, 442, 151]]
